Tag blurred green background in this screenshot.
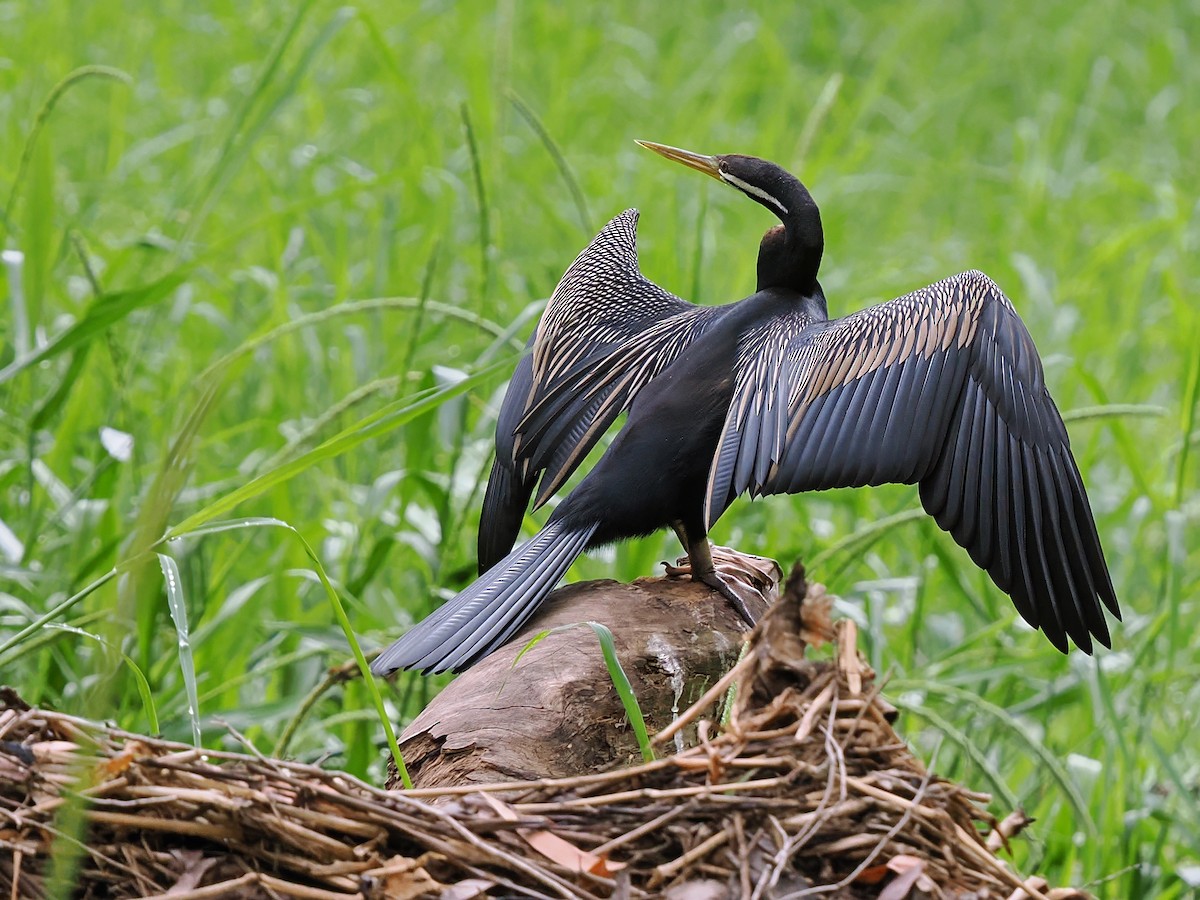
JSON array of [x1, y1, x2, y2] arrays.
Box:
[[1, 0, 1196, 894]]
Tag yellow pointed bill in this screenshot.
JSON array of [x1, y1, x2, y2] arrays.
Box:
[[635, 140, 722, 180]]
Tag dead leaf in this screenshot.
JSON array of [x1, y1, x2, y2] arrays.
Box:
[[986, 809, 1035, 853], [380, 867, 440, 900], [854, 863, 890, 885], [878, 868, 922, 900], [878, 855, 928, 900], [886, 855, 925, 874], [362, 855, 443, 900], [476, 793, 520, 822], [164, 850, 216, 894], [440, 878, 495, 899], [524, 828, 627, 877], [777, 561, 836, 648], [99, 740, 153, 778], [477, 793, 625, 877]]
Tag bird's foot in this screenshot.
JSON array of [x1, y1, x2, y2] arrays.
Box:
[[693, 567, 761, 628], [664, 536, 781, 627], [662, 556, 759, 625], [665, 547, 782, 597]]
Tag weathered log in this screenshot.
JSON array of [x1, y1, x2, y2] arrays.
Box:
[[393, 552, 783, 789]]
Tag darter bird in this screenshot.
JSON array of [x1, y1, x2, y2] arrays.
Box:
[[372, 141, 1120, 676]]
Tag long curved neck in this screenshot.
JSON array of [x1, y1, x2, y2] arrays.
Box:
[[750, 179, 823, 293]]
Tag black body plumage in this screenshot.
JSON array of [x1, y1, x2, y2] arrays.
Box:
[[370, 144, 1119, 677]]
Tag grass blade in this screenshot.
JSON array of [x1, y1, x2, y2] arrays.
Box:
[[1061, 403, 1168, 423], [1174, 331, 1200, 507], [513, 628, 555, 666], [508, 90, 591, 233], [460, 102, 491, 303], [194, 295, 519, 387], [255, 375, 401, 473], [2, 249, 29, 354], [584, 621, 654, 762], [0, 271, 187, 385], [0, 567, 125, 662], [44, 624, 160, 734], [158, 553, 200, 746], [3, 65, 132, 222], [166, 516, 412, 788], [166, 357, 511, 539], [808, 506, 926, 573], [180, 0, 321, 246], [400, 242, 441, 379]]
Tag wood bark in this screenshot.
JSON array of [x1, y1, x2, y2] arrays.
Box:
[[392, 557, 781, 790]]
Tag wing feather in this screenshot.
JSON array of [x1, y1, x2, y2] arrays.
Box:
[[530, 210, 694, 389], [708, 270, 1117, 652], [518, 305, 726, 506], [481, 210, 716, 565]]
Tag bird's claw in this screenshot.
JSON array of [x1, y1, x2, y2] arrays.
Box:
[[695, 569, 761, 627], [665, 543, 779, 626], [662, 560, 692, 578]]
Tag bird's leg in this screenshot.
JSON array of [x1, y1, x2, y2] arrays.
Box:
[[682, 532, 760, 628], [662, 521, 693, 577], [670, 521, 688, 547]]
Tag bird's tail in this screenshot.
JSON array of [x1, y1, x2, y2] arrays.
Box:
[[371, 517, 599, 675], [477, 455, 536, 574]]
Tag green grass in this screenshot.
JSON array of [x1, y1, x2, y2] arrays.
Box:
[[1, 1, 1196, 895]]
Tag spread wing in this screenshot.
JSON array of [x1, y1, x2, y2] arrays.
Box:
[[515, 303, 727, 507], [706, 270, 1119, 652], [479, 210, 702, 571], [528, 209, 696, 397]]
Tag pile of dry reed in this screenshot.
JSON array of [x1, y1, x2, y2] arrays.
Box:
[[0, 571, 1085, 899]]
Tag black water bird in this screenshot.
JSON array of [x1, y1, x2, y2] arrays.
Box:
[[476, 145, 816, 573], [372, 142, 1120, 676]]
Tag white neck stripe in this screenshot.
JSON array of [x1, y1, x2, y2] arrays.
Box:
[[721, 172, 789, 214]]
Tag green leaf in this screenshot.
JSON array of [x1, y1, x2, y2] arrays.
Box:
[[158, 553, 200, 746], [582, 621, 654, 762], [43, 624, 160, 734], [166, 357, 512, 539], [0, 271, 187, 385]]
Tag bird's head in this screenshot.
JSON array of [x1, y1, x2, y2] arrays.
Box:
[[636, 140, 823, 291]]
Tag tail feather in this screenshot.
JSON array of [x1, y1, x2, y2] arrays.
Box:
[[477, 351, 537, 574], [477, 454, 535, 574], [448, 531, 585, 668], [371, 518, 598, 675]]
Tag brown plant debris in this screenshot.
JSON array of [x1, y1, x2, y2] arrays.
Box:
[[0, 565, 1087, 899]]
